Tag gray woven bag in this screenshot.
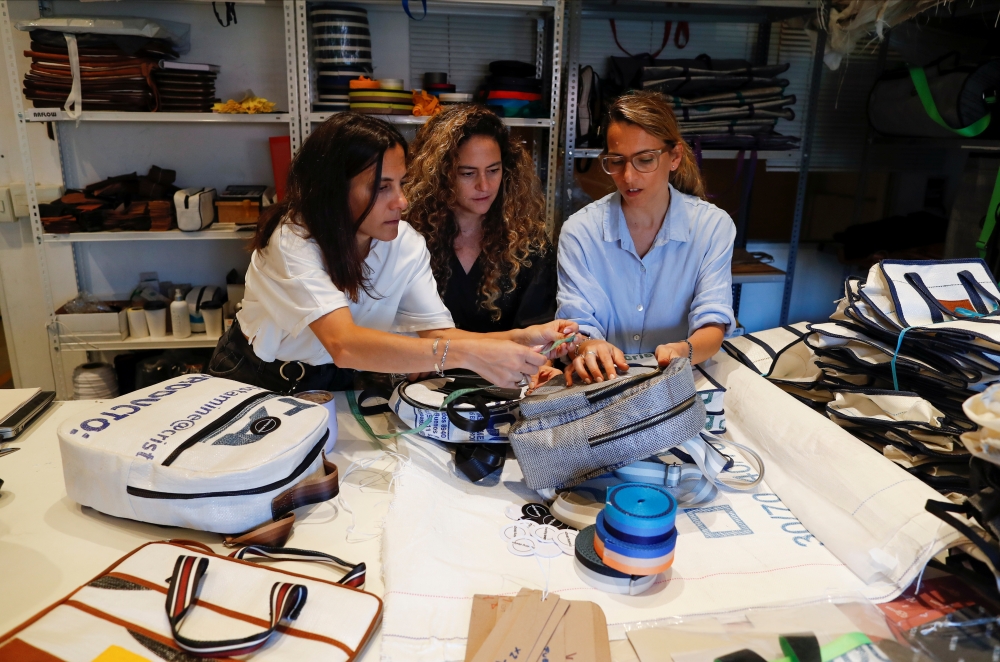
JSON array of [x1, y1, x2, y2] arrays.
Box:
[[510, 359, 706, 490]]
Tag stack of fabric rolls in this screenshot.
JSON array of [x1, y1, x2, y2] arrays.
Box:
[[574, 483, 676, 595], [627, 54, 799, 151], [21, 29, 177, 112], [349, 79, 414, 115], [310, 3, 373, 113], [477, 60, 544, 118]]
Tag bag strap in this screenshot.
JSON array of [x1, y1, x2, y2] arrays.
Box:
[[230, 545, 366, 588], [402, 0, 427, 20], [166, 555, 307, 657], [908, 65, 993, 137], [925, 499, 1000, 572], [347, 386, 484, 441], [224, 513, 296, 548], [975, 164, 1000, 259], [455, 443, 506, 482], [610, 18, 671, 58], [446, 393, 492, 433]]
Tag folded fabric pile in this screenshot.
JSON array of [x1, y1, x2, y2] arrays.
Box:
[[476, 60, 544, 118], [724, 258, 1000, 495], [310, 3, 373, 113], [349, 88, 414, 115], [722, 322, 830, 406], [21, 29, 178, 112], [39, 167, 178, 233], [611, 54, 799, 151], [151, 62, 218, 113]]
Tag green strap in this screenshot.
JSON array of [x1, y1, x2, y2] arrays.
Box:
[[347, 387, 482, 442], [975, 164, 1000, 258], [908, 66, 992, 137], [768, 633, 872, 662]]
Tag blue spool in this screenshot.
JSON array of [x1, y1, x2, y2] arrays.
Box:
[[596, 512, 677, 558], [604, 483, 677, 538]]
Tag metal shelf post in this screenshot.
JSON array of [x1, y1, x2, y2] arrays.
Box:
[[779, 2, 828, 326]]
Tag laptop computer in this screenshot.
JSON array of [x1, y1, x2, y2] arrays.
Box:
[[0, 389, 56, 440]]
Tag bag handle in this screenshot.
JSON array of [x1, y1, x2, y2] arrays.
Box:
[[230, 545, 366, 588], [925, 499, 1000, 574], [907, 65, 993, 137], [975, 164, 1000, 259], [166, 555, 307, 657], [446, 393, 491, 433], [610, 18, 671, 58], [902, 272, 979, 322]]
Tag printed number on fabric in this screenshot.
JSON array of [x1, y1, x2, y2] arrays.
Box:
[[753, 493, 819, 547]]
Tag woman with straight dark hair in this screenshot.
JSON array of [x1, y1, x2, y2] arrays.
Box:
[[207, 113, 577, 393], [556, 90, 736, 385]]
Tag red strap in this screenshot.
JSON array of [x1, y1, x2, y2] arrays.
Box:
[[674, 21, 690, 49], [610, 19, 672, 58]]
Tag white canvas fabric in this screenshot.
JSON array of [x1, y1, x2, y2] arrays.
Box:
[[57, 374, 332, 534], [827, 391, 957, 432], [0, 541, 381, 662], [377, 353, 966, 662], [722, 322, 822, 386]]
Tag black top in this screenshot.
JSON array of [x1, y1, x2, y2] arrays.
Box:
[[442, 248, 556, 333]]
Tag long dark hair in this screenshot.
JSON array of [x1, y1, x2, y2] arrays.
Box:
[[404, 105, 547, 320], [254, 113, 407, 302]]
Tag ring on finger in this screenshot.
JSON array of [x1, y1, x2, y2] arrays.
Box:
[[584, 350, 598, 357], [515, 373, 530, 387]]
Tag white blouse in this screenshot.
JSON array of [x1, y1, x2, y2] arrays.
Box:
[[237, 220, 455, 365]]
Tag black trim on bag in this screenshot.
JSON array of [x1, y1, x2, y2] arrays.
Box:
[[588, 394, 697, 447], [127, 431, 329, 500], [161, 391, 275, 466], [584, 366, 663, 404]]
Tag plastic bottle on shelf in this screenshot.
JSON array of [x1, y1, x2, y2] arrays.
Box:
[[170, 289, 192, 339]]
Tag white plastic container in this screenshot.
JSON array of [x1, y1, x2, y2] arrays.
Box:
[[144, 301, 167, 338], [170, 289, 191, 339], [126, 306, 149, 339], [202, 301, 223, 338]]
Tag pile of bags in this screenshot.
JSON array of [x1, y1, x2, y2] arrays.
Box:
[[610, 54, 799, 151], [21, 28, 177, 112], [476, 60, 544, 119], [724, 258, 1000, 495], [39, 166, 178, 234]]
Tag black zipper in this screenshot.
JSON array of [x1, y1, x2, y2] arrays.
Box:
[[588, 395, 697, 447], [160, 391, 275, 466], [127, 430, 328, 500]]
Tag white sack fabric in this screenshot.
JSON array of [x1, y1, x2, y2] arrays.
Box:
[[378, 353, 965, 661], [57, 374, 333, 534]]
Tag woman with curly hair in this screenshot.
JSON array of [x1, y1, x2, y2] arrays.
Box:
[[405, 105, 556, 334]]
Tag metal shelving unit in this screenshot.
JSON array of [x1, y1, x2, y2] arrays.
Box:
[[1, 0, 304, 396], [559, 0, 822, 320], [300, 0, 565, 231], [1, 0, 568, 394]]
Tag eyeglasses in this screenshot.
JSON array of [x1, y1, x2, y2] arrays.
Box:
[[600, 146, 674, 175]]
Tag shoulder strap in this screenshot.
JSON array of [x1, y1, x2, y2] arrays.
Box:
[[976, 164, 1000, 259], [908, 65, 993, 137]]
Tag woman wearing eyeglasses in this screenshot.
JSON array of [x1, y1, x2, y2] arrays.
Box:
[[555, 90, 736, 385]]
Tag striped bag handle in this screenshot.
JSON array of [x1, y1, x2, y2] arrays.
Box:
[[230, 545, 367, 589], [165, 555, 308, 657]]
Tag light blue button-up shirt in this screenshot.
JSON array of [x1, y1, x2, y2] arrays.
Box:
[[556, 186, 736, 354]]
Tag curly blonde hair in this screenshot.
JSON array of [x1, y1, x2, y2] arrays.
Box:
[[405, 105, 548, 321]]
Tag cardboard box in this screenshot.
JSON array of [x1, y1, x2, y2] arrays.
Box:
[[55, 300, 129, 342]]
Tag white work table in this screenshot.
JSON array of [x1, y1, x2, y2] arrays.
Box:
[[0, 396, 404, 661]]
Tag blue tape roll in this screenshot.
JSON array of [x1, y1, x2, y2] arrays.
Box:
[[604, 483, 677, 537], [596, 512, 677, 558], [597, 510, 676, 545]]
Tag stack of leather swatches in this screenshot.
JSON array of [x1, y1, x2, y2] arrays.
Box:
[[465, 589, 612, 662], [22, 29, 178, 112], [39, 166, 178, 234]]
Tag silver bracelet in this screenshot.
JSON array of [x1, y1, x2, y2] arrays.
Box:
[[432, 338, 441, 373], [684, 340, 693, 363], [438, 339, 451, 376]]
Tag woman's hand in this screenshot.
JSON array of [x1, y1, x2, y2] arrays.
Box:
[[564, 339, 629, 386], [513, 320, 582, 360], [527, 364, 563, 393], [456, 339, 549, 388], [654, 342, 690, 366]]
